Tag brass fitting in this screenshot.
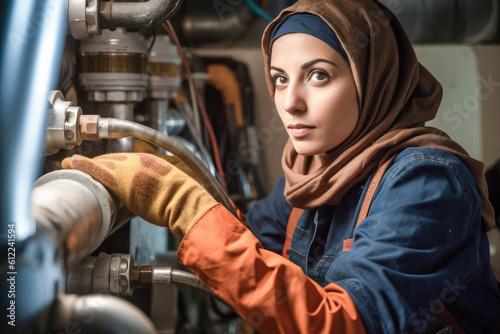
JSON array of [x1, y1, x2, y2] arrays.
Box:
[[79, 115, 100, 141]]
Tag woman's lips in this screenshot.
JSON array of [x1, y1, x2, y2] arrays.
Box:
[[288, 124, 315, 138]]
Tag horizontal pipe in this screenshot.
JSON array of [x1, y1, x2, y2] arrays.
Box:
[[31, 170, 118, 270], [49, 294, 158, 334], [183, 4, 255, 45], [100, 0, 184, 29]]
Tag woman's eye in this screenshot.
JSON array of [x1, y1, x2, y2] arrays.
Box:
[[273, 75, 288, 86], [309, 70, 330, 82]]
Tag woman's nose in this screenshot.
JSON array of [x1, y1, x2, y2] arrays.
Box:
[[282, 83, 306, 114]]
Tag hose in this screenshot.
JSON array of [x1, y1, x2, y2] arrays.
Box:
[[91, 117, 237, 217], [170, 269, 235, 312]]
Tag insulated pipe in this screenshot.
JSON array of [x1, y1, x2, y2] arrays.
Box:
[[100, 0, 184, 30], [80, 116, 237, 217], [378, 0, 499, 43], [49, 294, 158, 334], [31, 170, 118, 270], [183, 4, 255, 45]]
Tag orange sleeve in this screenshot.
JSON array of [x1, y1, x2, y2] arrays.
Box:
[[177, 204, 367, 334]]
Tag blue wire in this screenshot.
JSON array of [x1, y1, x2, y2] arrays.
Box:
[[245, 0, 274, 22]]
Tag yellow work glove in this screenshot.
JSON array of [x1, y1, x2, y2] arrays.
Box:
[[132, 138, 203, 184], [61, 153, 219, 239]]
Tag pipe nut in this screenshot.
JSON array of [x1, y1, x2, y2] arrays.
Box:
[[65, 106, 83, 147], [86, 0, 102, 37], [86, 90, 145, 103], [68, 0, 89, 39], [119, 254, 133, 296], [80, 115, 100, 141]]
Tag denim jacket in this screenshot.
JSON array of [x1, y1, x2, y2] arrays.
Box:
[[246, 147, 500, 333]]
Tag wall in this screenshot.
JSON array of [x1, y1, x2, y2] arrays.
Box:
[[416, 45, 500, 169]]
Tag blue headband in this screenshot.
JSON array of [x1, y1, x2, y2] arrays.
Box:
[[270, 13, 349, 64]]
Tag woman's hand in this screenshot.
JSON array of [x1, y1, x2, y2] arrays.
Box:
[[62, 153, 218, 238]]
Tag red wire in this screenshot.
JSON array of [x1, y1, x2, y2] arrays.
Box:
[[165, 21, 229, 194]]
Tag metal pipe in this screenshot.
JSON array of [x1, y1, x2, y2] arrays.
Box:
[[171, 269, 219, 298], [67, 256, 235, 311], [49, 294, 158, 334], [147, 99, 169, 134], [31, 170, 119, 270], [0, 0, 67, 242], [153, 267, 234, 311], [378, 0, 499, 43], [1, 1, 68, 330], [183, 4, 255, 45], [96, 103, 135, 153], [100, 0, 184, 30]]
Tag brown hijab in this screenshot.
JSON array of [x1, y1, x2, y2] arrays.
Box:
[[261, 0, 495, 230]]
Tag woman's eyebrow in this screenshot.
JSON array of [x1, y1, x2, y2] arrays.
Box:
[[301, 58, 338, 70], [270, 59, 337, 73], [270, 66, 284, 72]]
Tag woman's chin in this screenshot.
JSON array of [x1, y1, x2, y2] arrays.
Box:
[[292, 143, 322, 156]]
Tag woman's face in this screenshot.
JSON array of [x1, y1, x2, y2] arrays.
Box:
[[270, 33, 359, 156]]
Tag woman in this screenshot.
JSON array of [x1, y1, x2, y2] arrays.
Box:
[[63, 0, 500, 332]]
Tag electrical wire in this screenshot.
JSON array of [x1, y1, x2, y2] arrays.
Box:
[[147, 30, 157, 53], [189, 79, 202, 141], [161, 21, 229, 194], [245, 0, 273, 22]]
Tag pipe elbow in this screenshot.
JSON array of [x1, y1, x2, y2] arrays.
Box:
[[50, 294, 158, 334], [101, 0, 184, 30]]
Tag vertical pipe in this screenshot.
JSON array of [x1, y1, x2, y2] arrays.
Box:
[[97, 103, 135, 152], [0, 2, 66, 330], [147, 99, 168, 134], [0, 0, 67, 241]]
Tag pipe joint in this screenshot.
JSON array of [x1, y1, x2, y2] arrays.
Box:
[[44, 90, 83, 156], [32, 170, 119, 269], [69, 0, 185, 38], [68, 0, 102, 39], [101, 0, 184, 30]]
